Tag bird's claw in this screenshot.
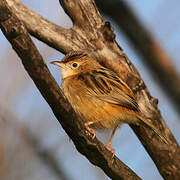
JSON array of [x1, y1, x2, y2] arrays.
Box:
[[106, 144, 115, 158], [84, 122, 96, 139]]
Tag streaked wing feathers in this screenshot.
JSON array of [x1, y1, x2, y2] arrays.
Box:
[[78, 69, 139, 112]]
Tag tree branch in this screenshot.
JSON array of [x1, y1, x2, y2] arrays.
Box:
[[6, 0, 75, 53], [2, 0, 180, 179], [95, 0, 180, 109], [0, 1, 141, 179]]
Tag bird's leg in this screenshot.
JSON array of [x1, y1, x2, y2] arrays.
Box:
[[84, 121, 96, 138], [105, 126, 118, 155]]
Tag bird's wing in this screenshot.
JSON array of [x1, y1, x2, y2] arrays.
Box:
[[78, 68, 139, 112]]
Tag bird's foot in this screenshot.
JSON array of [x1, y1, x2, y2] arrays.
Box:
[[84, 121, 95, 139], [106, 143, 115, 157]]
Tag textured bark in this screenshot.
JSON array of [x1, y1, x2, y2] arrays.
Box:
[[6, 0, 74, 53], [95, 0, 180, 109], [0, 1, 141, 179], [2, 0, 180, 179]]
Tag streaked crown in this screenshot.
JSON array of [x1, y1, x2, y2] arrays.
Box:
[[61, 51, 88, 63]]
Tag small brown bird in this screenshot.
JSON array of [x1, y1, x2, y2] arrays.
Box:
[[51, 51, 167, 153]]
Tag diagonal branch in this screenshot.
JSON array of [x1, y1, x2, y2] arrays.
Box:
[[6, 0, 74, 53], [3, 0, 180, 179], [95, 0, 180, 109], [0, 1, 141, 179], [60, 0, 103, 26]]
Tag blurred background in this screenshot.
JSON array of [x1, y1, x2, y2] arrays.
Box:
[[0, 0, 180, 179]]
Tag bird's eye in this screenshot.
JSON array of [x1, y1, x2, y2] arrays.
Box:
[[71, 62, 78, 68]]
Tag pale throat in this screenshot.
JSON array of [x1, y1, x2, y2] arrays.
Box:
[[61, 68, 77, 79]]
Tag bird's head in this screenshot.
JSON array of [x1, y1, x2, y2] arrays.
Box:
[[51, 51, 99, 79]]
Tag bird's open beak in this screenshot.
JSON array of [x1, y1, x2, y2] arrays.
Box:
[[50, 61, 65, 68]]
